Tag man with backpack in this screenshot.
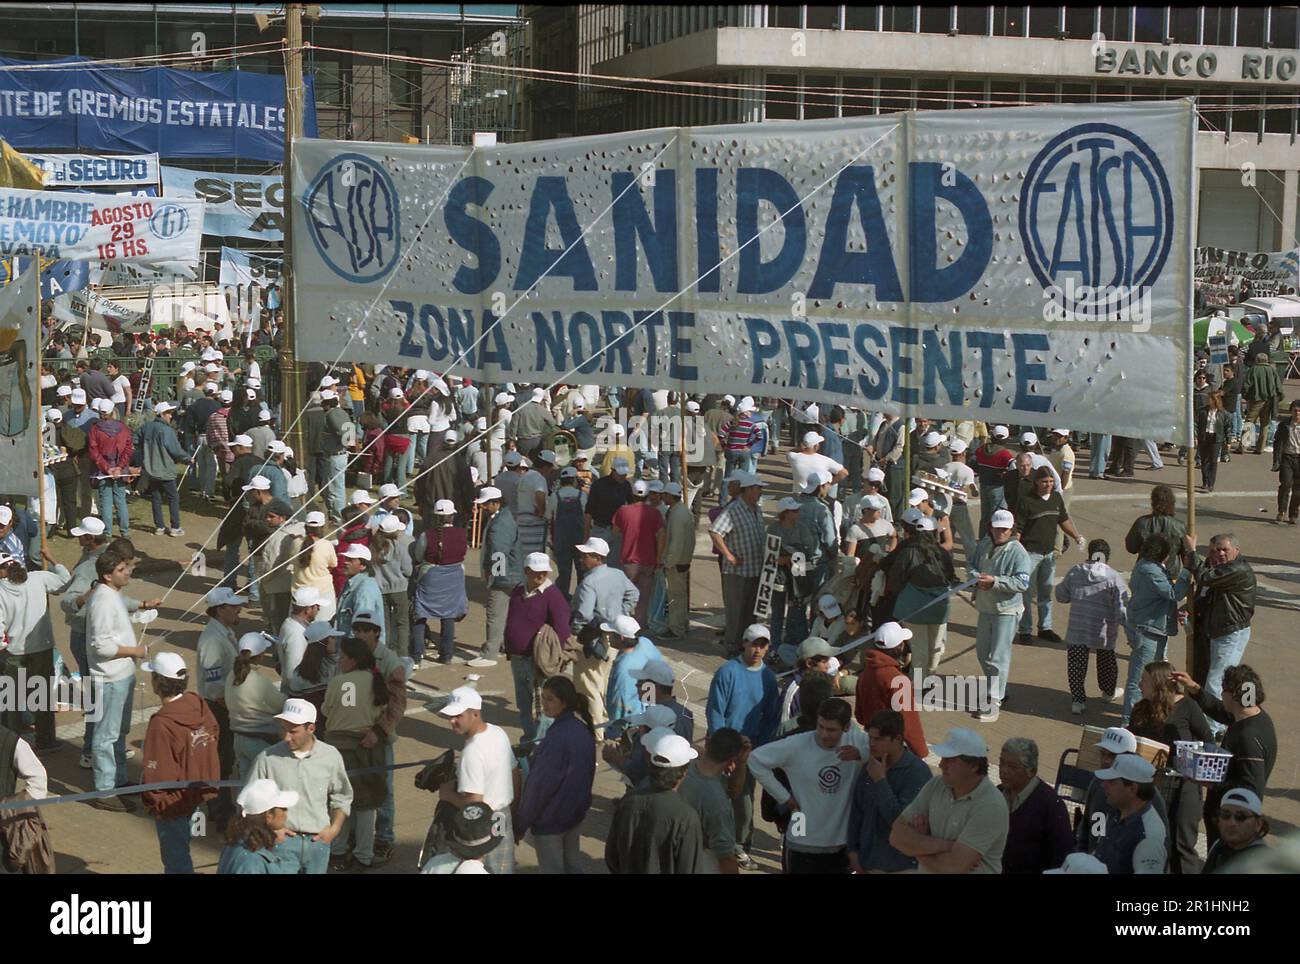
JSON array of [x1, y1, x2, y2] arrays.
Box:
[[549, 466, 588, 600]]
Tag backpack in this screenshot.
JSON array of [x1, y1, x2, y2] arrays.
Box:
[[552, 492, 586, 547]]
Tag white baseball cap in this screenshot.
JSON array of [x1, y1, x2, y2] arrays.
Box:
[[304, 622, 344, 644], [1044, 853, 1109, 875], [931, 728, 989, 759], [1096, 753, 1156, 784], [685, 400, 700, 413], [433, 499, 456, 515], [899, 507, 925, 527], [268, 440, 287, 455], [948, 438, 968, 455], [350, 489, 374, 506], [908, 487, 930, 506], [154, 401, 175, 415], [992, 425, 1010, 439], [70, 516, 106, 538], [142, 651, 187, 680], [318, 375, 339, 388], [560, 467, 579, 481], [525, 552, 552, 573], [626, 704, 676, 729], [802, 470, 831, 494], [291, 586, 322, 608], [275, 698, 318, 726], [242, 475, 271, 492], [576, 537, 610, 556], [70, 388, 87, 405], [535, 449, 556, 464], [922, 431, 945, 448], [663, 482, 683, 498], [504, 452, 523, 467], [872, 621, 913, 649], [474, 486, 503, 504], [493, 392, 512, 406], [798, 636, 835, 661], [439, 686, 484, 717], [913, 515, 936, 532], [414, 369, 432, 381], [351, 610, 382, 629], [866, 467, 885, 483], [56, 384, 72, 397], [231, 434, 254, 448], [1050, 428, 1071, 437], [206, 587, 247, 608], [817, 593, 842, 618], [378, 514, 405, 534], [388, 387, 404, 399], [860, 495, 887, 512], [802, 431, 824, 447], [245, 389, 257, 400], [611, 458, 630, 475], [1020, 431, 1038, 446], [736, 396, 756, 414], [632, 480, 648, 497], [220, 389, 234, 403], [305, 510, 327, 527], [743, 623, 772, 643], [237, 778, 300, 817], [600, 614, 640, 639], [319, 389, 338, 401], [45, 408, 63, 424], [634, 659, 675, 687], [444, 429, 459, 443], [257, 408, 272, 422], [237, 631, 274, 658], [340, 543, 372, 562], [93, 397, 113, 414], [378, 483, 401, 499], [989, 509, 1016, 530], [202, 382, 218, 394], [736, 472, 767, 488], [722, 394, 735, 406], [247, 378, 262, 389], [1098, 727, 1138, 756], [1219, 787, 1264, 816], [644, 730, 698, 768]]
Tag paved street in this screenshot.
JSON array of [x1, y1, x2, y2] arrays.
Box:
[[30, 438, 1299, 874]]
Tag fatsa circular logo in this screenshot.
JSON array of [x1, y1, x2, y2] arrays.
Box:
[[303, 153, 402, 284], [148, 203, 190, 241], [1019, 123, 1173, 322]]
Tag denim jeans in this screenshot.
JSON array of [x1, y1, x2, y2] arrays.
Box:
[[92, 674, 135, 792], [1231, 398, 1243, 439], [195, 444, 217, 498], [1089, 434, 1111, 477], [155, 814, 196, 874], [69, 630, 93, 754], [483, 588, 511, 658], [1018, 551, 1056, 635], [279, 835, 331, 874], [233, 733, 277, 783], [975, 611, 1019, 702], [413, 432, 430, 468], [97, 480, 130, 536], [979, 485, 1005, 535], [511, 655, 540, 742], [1206, 627, 1251, 703], [333, 808, 377, 865], [149, 477, 181, 529], [220, 543, 242, 590], [383, 448, 409, 488], [649, 569, 667, 630], [725, 450, 755, 477], [1143, 439, 1165, 470], [534, 827, 583, 873], [555, 544, 578, 599], [323, 453, 348, 521], [376, 742, 396, 847], [1121, 627, 1168, 724]]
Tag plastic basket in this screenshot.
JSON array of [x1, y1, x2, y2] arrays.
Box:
[[1174, 742, 1232, 783]]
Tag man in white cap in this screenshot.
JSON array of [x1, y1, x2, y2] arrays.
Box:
[[1044, 428, 1076, 550], [335, 544, 386, 642], [438, 685, 521, 874], [548, 466, 589, 599], [1091, 754, 1168, 874], [585, 456, 632, 568], [515, 449, 554, 557], [206, 388, 235, 493], [973, 425, 1016, 532], [943, 438, 979, 558], [891, 727, 1009, 874], [138, 650, 221, 873], [723, 395, 760, 478], [659, 480, 694, 640], [87, 396, 134, 538], [710, 472, 768, 654], [507, 386, 556, 460], [504, 552, 571, 741], [749, 696, 871, 874], [788, 429, 848, 496], [606, 729, 704, 874], [136, 401, 190, 537], [495, 450, 527, 512], [570, 536, 639, 726], [967, 509, 1032, 723], [260, 499, 305, 633], [1074, 726, 1170, 856], [196, 585, 247, 822], [317, 386, 354, 523], [276, 588, 326, 694], [249, 698, 354, 874], [474, 485, 523, 668], [603, 614, 663, 725], [613, 478, 665, 627]]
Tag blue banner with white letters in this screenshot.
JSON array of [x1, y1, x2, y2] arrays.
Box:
[[0, 58, 316, 161], [292, 103, 1196, 443]]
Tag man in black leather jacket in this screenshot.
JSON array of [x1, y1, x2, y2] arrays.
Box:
[[1189, 534, 1256, 707]]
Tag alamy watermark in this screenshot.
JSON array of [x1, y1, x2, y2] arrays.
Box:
[[0, 670, 103, 721]]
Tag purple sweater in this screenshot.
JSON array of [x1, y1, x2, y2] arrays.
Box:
[[504, 583, 572, 657]]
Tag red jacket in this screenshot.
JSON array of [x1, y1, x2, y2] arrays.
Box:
[[88, 418, 133, 477], [854, 649, 928, 759], [140, 692, 221, 821], [333, 521, 372, 596]]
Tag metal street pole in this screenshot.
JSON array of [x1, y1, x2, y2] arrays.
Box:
[[280, 4, 307, 470]]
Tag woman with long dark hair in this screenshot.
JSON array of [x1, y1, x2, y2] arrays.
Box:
[[515, 676, 597, 874], [1130, 660, 1214, 874]]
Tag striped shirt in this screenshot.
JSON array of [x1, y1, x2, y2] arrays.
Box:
[[725, 414, 756, 451]]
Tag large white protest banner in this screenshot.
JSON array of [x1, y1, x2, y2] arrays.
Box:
[[24, 152, 160, 188], [0, 187, 203, 265], [291, 101, 1195, 443], [0, 262, 40, 496], [219, 246, 283, 287], [1195, 245, 1300, 308], [163, 167, 283, 240]]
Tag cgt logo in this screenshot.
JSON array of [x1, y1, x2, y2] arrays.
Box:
[[1019, 123, 1173, 322], [147, 203, 190, 241], [303, 153, 401, 284]]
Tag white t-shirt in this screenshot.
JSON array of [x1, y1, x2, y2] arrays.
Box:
[[945, 462, 977, 504], [787, 451, 843, 493], [458, 723, 517, 812], [247, 360, 262, 382], [112, 374, 131, 399]]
